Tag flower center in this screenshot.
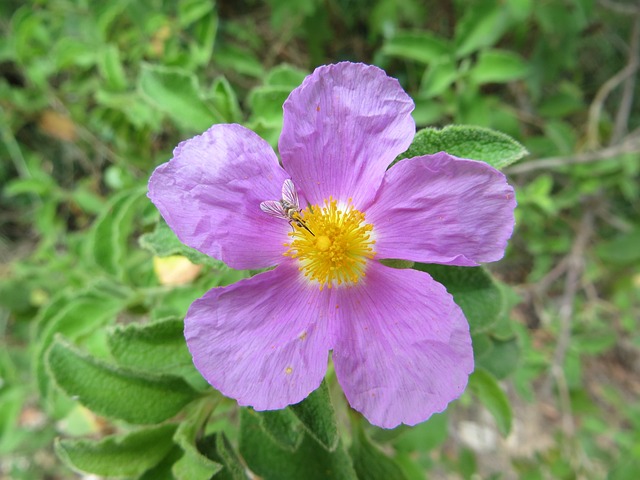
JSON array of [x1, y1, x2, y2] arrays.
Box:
[[284, 198, 376, 290]]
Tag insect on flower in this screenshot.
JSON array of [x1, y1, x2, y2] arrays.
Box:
[[260, 179, 314, 236]]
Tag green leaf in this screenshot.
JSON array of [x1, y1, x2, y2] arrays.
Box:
[[0, 387, 27, 454], [596, 229, 640, 264], [138, 63, 222, 131], [255, 409, 304, 451], [240, 409, 357, 480], [200, 432, 248, 479], [248, 85, 292, 126], [189, 11, 218, 67], [33, 284, 129, 402], [264, 64, 307, 87], [468, 368, 512, 436], [390, 413, 449, 453], [350, 425, 408, 480], [178, 0, 214, 26], [469, 49, 529, 84], [397, 125, 528, 170], [413, 264, 504, 334], [214, 45, 264, 78], [420, 58, 458, 97], [47, 337, 199, 424], [139, 219, 225, 268], [476, 337, 520, 379], [471, 333, 494, 359], [139, 446, 184, 480], [107, 318, 199, 382], [172, 403, 224, 480], [455, 4, 509, 57], [87, 186, 148, 279], [290, 380, 339, 451], [382, 31, 450, 64], [208, 76, 242, 124], [55, 424, 177, 477], [98, 44, 127, 91]]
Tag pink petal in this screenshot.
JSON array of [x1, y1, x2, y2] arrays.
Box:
[[366, 153, 516, 266], [332, 263, 473, 429], [184, 261, 336, 410], [279, 63, 415, 209], [148, 124, 292, 270]]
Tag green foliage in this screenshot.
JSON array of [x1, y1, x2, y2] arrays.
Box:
[[290, 380, 339, 451], [350, 425, 408, 480], [1, 0, 639, 478], [138, 64, 231, 131], [398, 125, 528, 169], [55, 424, 178, 477], [414, 264, 505, 334], [468, 368, 512, 436], [172, 404, 225, 479], [240, 409, 357, 480], [47, 337, 199, 424], [107, 317, 205, 388], [139, 219, 228, 268]]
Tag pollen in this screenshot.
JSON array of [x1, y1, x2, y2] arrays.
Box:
[[284, 197, 376, 290]]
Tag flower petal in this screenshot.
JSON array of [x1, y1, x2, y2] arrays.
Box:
[[184, 261, 335, 410], [332, 263, 473, 429], [148, 124, 292, 270], [366, 153, 516, 266], [279, 62, 415, 208]]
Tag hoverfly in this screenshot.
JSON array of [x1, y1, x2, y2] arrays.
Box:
[[260, 179, 314, 235]]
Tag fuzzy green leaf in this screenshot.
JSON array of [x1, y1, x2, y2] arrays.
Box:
[[208, 76, 242, 124], [139, 219, 224, 268], [55, 424, 177, 477], [107, 318, 204, 389], [248, 85, 292, 125], [264, 64, 307, 87], [34, 283, 129, 402], [47, 337, 198, 424], [413, 264, 504, 334], [255, 409, 304, 452], [469, 49, 529, 84], [290, 380, 339, 451], [138, 63, 222, 131], [350, 425, 408, 480], [240, 409, 357, 480], [98, 44, 127, 91], [455, 6, 509, 57], [172, 403, 224, 480], [468, 368, 512, 436], [476, 337, 520, 379], [398, 126, 528, 170], [87, 186, 148, 279], [200, 432, 248, 479], [382, 31, 450, 64]]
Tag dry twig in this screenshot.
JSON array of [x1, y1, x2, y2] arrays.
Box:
[[612, 13, 640, 144], [505, 135, 640, 174]]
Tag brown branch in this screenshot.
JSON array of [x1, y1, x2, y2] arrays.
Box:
[[505, 135, 640, 174], [599, 0, 640, 15], [586, 61, 639, 149], [544, 210, 594, 437], [612, 13, 640, 144]]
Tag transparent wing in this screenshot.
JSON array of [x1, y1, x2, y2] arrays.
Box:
[[281, 179, 299, 209], [260, 200, 289, 220]]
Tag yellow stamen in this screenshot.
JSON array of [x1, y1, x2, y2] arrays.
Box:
[[284, 197, 376, 290]]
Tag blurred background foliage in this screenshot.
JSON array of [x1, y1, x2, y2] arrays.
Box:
[[1, 0, 639, 478]]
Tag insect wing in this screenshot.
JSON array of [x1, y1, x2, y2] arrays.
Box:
[[260, 200, 289, 220], [281, 179, 300, 210]]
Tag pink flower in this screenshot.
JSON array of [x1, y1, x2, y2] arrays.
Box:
[[148, 62, 516, 428]]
